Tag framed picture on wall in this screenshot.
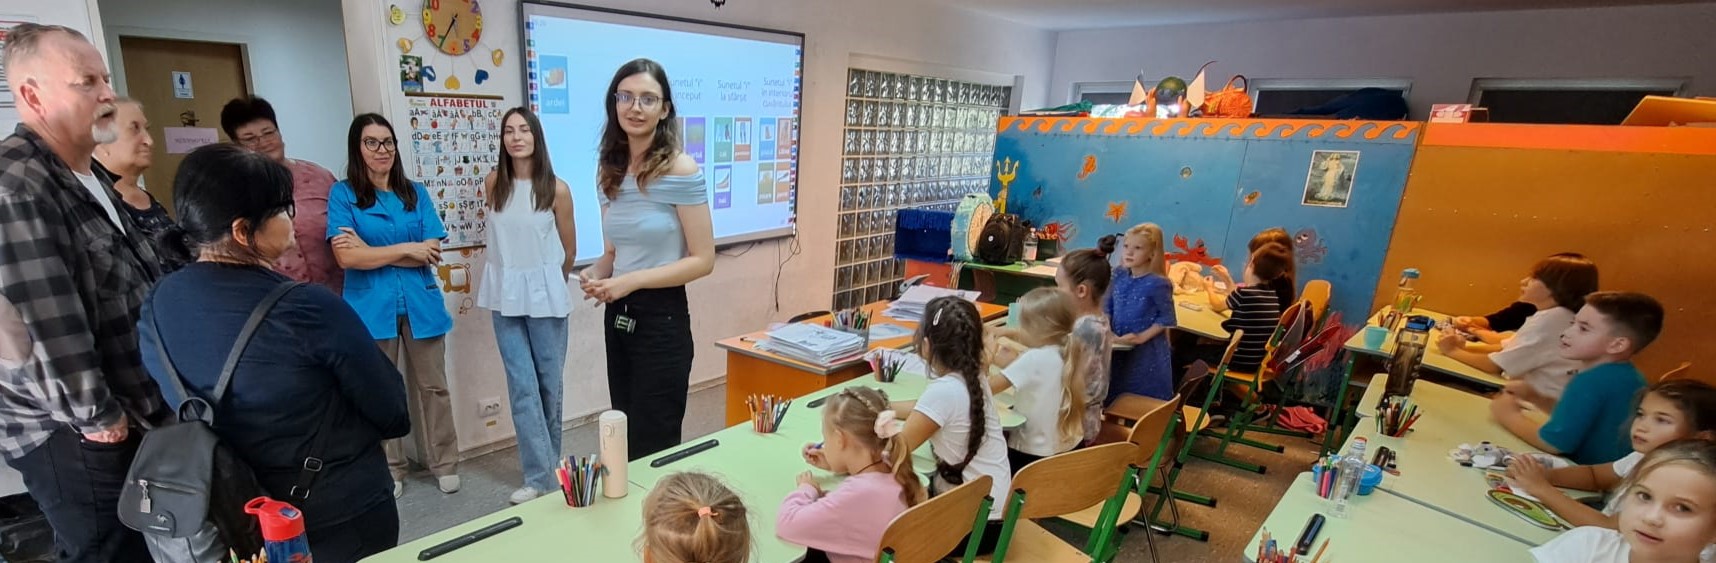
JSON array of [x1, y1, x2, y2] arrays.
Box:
[[1302, 150, 1359, 208]]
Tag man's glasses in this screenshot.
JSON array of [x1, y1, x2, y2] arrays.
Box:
[[614, 92, 664, 110]]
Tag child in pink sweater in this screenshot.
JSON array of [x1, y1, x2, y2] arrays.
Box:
[[782, 386, 927, 563]]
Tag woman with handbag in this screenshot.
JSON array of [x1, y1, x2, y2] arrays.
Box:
[[138, 144, 410, 563]]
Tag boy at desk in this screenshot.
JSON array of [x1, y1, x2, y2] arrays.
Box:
[[1490, 292, 1666, 465]]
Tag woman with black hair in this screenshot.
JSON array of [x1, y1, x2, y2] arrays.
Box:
[[326, 113, 461, 497], [137, 144, 409, 562], [578, 59, 715, 460]]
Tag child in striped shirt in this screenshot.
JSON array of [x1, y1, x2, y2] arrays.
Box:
[[1202, 242, 1292, 373]]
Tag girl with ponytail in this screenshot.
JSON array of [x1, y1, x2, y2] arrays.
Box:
[[640, 472, 751, 563], [783, 387, 925, 563], [866, 296, 1012, 556], [987, 288, 1091, 472]]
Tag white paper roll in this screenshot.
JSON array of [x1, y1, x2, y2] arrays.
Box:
[[599, 410, 628, 498]]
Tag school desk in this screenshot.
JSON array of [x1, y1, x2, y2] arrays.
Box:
[[954, 260, 1058, 305], [716, 300, 1008, 425], [360, 481, 650, 562], [1245, 472, 1530, 563], [776, 369, 1027, 434], [1342, 308, 1507, 389], [1171, 290, 1232, 341], [1342, 373, 1569, 546]]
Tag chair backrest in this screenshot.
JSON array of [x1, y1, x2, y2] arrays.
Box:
[[1124, 393, 1180, 470], [789, 310, 833, 324], [1218, 329, 1244, 370], [876, 475, 995, 563], [1173, 361, 1212, 407], [1301, 279, 1332, 322], [1658, 361, 1695, 383], [1007, 443, 1139, 520]]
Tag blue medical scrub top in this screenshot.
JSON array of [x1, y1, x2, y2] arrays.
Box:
[[326, 180, 452, 340]]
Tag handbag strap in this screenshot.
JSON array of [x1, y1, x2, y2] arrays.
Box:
[[147, 280, 303, 424], [1226, 75, 1248, 90]]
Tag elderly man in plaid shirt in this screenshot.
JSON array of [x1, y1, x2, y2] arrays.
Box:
[[0, 23, 167, 563]]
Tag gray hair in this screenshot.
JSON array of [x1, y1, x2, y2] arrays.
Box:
[[2, 23, 88, 78]]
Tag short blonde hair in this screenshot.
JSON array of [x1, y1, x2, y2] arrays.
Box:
[[1124, 222, 1168, 276], [640, 472, 752, 563]]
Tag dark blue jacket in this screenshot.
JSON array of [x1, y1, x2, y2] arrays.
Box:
[[139, 263, 409, 530]]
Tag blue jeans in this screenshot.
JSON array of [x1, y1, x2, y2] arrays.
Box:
[[492, 312, 569, 490]]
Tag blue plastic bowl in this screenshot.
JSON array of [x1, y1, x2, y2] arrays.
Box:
[[1310, 458, 1385, 496]]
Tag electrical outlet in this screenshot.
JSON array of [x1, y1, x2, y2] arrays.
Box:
[[478, 398, 503, 418]]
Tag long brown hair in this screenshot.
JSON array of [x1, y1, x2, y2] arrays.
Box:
[[1060, 246, 1113, 304], [640, 472, 751, 563], [344, 113, 414, 210], [491, 107, 556, 211], [824, 387, 927, 507], [598, 58, 680, 200], [1015, 287, 1089, 447], [1530, 252, 1600, 311], [914, 296, 989, 484], [1249, 227, 1297, 280]]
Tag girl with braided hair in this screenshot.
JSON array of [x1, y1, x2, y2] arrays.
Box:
[[867, 296, 1011, 556]]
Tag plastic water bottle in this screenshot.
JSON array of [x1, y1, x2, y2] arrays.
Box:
[[1022, 229, 1039, 262], [1332, 438, 1368, 518], [245, 497, 313, 562], [1384, 316, 1432, 399], [1382, 268, 1421, 331]]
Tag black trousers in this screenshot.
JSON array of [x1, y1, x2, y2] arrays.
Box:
[[3, 426, 152, 563], [605, 286, 694, 460], [305, 500, 399, 563]]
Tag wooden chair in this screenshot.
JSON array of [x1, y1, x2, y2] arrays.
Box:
[[876, 475, 996, 563], [1658, 361, 1695, 383], [1192, 302, 1304, 474], [1060, 392, 1179, 561], [1098, 361, 1218, 542], [1300, 279, 1332, 326], [977, 443, 1141, 563]]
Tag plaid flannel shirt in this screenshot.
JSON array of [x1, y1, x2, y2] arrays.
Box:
[[0, 124, 167, 459]]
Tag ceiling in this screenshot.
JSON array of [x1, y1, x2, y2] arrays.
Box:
[[932, 0, 1714, 30]]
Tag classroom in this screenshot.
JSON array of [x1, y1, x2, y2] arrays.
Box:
[[1, 0, 1714, 562]]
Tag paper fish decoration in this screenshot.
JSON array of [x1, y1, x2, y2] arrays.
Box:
[[1166, 234, 1221, 267], [1243, 191, 1261, 206]]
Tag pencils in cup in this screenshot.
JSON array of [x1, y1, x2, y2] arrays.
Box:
[[557, 454, 605, 507], [747, 394, 791, 433]]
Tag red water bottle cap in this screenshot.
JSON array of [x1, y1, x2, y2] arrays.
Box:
[[244, 497, 305, 541]]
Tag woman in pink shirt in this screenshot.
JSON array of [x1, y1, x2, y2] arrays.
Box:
[[787, 387, 926, 563], [222, 96, 344, 293]]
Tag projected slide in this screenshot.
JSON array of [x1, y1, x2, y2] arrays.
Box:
[[523, 6, 803, 262]]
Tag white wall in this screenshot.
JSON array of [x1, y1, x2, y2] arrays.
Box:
[[1050, 3, 1716, 118], [97, 0, 354, 171], [340, 0, 1056, 453]]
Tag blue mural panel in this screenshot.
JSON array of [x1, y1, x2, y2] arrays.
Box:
[[990, 118, 1421, 324]]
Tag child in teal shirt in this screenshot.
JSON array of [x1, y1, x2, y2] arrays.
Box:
[[1491, 291, 1665, 465]]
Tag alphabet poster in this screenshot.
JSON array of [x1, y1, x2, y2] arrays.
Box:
[[406, 94, 501, 249]]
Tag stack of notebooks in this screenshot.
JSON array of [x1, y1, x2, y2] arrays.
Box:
[[884, 285, 980, 322], [759, 323, 868, 366]]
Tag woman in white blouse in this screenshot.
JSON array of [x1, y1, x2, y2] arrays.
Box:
[[477, 107, 576, 504]]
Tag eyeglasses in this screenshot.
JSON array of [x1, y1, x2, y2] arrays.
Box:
[[362, 138, 397, 152], [614, 92, 664, 110], [237, 127, 279, 148]]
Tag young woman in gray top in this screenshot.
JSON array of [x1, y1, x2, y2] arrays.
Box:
[[579, 58, 714, 459]]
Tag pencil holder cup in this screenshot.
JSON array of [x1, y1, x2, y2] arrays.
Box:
[[1311, 462, 1384, 496], [1362, 326, 1389, 349], [833, 325, 870, 347]]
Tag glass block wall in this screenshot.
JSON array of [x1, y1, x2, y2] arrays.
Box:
[[832, 69, 1011, 310]]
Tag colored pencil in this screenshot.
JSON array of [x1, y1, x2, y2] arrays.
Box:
[[1310, 539, 1330, 563]]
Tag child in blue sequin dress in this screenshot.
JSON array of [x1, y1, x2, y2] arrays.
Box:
[[1104, 223, 1177, 401]]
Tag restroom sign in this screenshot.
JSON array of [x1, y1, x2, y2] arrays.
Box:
[[172, 71, 193, 99]]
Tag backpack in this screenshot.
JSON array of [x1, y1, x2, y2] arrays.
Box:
[[974, 214, 1025, 265], [1201, 75, 1253, 118], [120, 281, 317, 563]]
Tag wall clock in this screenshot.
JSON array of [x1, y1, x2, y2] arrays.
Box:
[[422, 0, 483, 56]]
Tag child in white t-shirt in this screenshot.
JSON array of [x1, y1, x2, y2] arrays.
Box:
[[868, 296, 1011, 558], [1440, 253, 1598, 410], [1532, 439, 1716, 563], [1510, 379, 1716, 528], [986, 288, 1095, 473]]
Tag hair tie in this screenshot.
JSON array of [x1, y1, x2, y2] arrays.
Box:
[[874, 411, 901, 439], [696, 506, 716, 519]]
